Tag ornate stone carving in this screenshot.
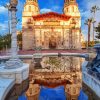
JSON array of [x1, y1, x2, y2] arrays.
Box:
[[44, 21, 60, 26], [5, 0, 23, 69], [10, 0, 18, 7]]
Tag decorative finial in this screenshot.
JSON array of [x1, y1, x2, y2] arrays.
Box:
[[10, 0, 18, 7]]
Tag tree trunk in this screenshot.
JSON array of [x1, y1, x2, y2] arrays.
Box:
[[88, 23, 91, 47]]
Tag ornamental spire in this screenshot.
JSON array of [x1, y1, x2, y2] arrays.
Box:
[[64, 0, 76, 4], [26, 0, 37, 2]]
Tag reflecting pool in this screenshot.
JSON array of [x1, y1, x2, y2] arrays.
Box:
[[4, 56, 88, 100]]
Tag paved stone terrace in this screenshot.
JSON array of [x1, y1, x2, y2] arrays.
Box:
[[0, 49, 88, 56], [18, 49, 88, 55]]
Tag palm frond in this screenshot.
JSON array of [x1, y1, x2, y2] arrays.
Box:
[[91, 5, 100, 13], [84, 19, 88, 25]]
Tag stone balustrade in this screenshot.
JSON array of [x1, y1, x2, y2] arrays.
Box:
[[83, 71, 100, 98], [82, 44, 100, 99]]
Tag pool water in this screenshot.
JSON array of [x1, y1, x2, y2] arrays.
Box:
[[18, 87, 88, 100], [39, 86, 66, 100], [4, 56, 88, 100]]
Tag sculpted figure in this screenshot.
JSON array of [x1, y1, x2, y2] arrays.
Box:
[[10, 0, 18, 6]]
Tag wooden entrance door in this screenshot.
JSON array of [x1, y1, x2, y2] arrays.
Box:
[[49, 35, 57, 49]]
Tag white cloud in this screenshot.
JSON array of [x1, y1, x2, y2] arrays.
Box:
[[52, 6, 60, 11], [0, 25, 7, 30], [0, 21, 8, 31], [40, 8, 52, 14], [0, 5, 7, 14], [40, 5, 61, 14]]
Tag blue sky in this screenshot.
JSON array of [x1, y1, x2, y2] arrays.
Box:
[[0, 0, 100, 40]]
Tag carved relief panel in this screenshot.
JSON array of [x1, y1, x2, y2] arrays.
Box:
[[43, 30, 62, 49]]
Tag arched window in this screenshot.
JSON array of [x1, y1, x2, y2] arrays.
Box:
[[72, 6, 74, 12], [67, 8, 68, 12], [29, 6, 31, 12], [70, 0, 75, 2], [24, 7, 26, 11]]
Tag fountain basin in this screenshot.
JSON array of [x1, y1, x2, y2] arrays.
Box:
[[0, 63, 29, 84], [0, 78, 15, 100]]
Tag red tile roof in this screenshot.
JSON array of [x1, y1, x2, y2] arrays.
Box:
[[32, 12, 71, 21]]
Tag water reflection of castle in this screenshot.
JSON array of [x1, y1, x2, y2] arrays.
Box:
[[23, 57, 84, 100], [26, 82, 81, 100], [26, 84, 40, 100], [22, 0, 84, 50]]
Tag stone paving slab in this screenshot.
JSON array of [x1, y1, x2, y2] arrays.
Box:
[[0, 50, 88, 56], [0, 53, 88, 60], [0, 78, 15, 100]]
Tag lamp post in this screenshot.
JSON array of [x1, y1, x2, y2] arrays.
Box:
[[5, 0, 23, 69]]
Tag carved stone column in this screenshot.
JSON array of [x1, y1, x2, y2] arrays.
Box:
[[5, 0, 23, 68], [0, 0, 29, 84]]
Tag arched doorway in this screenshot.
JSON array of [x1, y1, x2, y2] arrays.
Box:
[[49, 35, 57, 49], [33, 78, 72, 100]]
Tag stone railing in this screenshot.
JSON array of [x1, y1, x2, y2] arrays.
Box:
[[82, 71, 100, 98], [82, 44, 100, 98]]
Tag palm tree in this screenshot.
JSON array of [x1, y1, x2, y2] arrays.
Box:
[[84, 18, 93, 48], [0, 34, 11, 51], [91, 5, 100, 42]]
